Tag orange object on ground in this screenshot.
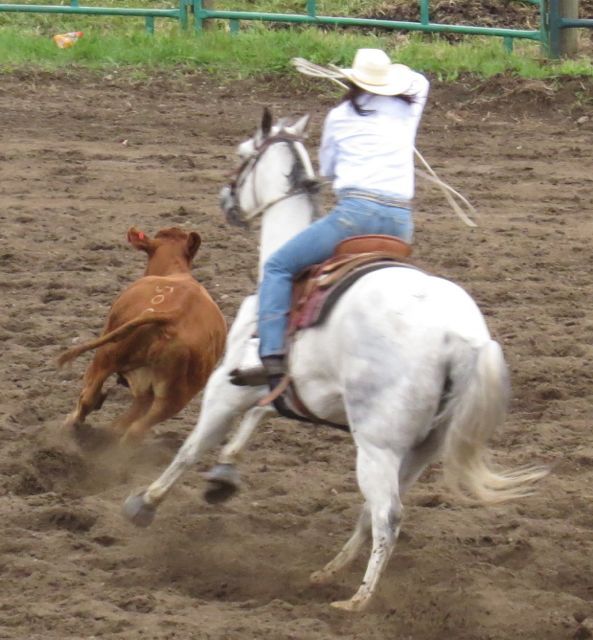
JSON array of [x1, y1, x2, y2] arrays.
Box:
[[52, 31, 83, 48]]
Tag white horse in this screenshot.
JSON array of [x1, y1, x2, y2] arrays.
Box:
[[123, 109, 548, 612]]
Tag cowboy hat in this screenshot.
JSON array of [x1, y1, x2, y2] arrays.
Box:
[[339, 48, 414, 96]]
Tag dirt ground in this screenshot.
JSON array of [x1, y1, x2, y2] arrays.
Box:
[[1, 67, 593, 640]]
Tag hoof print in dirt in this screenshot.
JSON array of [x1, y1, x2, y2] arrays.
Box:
[[117, 594, 156, 613], [93, 535, 118, 547], [40, 507, 97, 533], [13, 446, 88, 496], [12, 470, 50, 496]]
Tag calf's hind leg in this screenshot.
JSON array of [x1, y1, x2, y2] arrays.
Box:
[[119, 392, 187, 445], [107, 392, 154, 435], [63, 359, 111, 432], [119, 364, 192, 444]]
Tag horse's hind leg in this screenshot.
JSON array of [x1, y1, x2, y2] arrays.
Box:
[[217, 406, 273, 466], [204, 405, 273, 504], [312, 423, 446, 591], [310, 503, 371, 586], [399, 422, 446, 495], [331, 444, 403, 612]]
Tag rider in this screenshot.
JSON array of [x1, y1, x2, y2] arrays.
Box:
[[234, 48, 430, 390]]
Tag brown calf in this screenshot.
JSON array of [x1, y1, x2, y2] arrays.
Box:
[[58, 227, 227, 445]]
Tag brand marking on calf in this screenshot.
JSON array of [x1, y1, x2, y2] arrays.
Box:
[[144, 285, 175, 313]]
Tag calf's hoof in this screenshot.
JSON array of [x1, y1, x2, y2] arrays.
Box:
[[122, 491, 157, 527], [202, 463, 240, 504], [62, 413, 82, 433]]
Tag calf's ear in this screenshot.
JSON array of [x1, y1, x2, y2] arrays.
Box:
[[128, 227, 153, 252], [186, 231, 202, 261]]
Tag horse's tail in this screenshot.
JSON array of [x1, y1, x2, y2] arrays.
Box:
[[441, 339, 549, 505], [57, 313, 175, 367]]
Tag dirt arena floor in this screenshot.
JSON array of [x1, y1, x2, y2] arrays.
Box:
[[1, 67, 593, 640]]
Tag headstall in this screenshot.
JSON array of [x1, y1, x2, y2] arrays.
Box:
[[222, 133, 318, 226]]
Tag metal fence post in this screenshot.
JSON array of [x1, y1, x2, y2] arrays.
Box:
[[539, 0, 550, 56], [193, 0, 203, 31], [202, 0, 214, 29], [547, 0, 561, 56], [178, 0, 189, 29], [548, 0, 581, 57], [559, 0, 579, 55], [419, 0, 429, 26]]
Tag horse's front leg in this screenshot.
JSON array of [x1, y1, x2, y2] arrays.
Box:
[[203, 405, 273, 504], [122, 367, 261, 527]]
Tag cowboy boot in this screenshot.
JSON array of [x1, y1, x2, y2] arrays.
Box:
[[229, 355, 286, 388]]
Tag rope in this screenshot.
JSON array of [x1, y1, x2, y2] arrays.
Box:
[[292, 57, 349, 87], [291, 57, 479, 229]]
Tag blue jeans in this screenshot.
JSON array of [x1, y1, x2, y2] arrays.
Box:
[[258, 190, 413, 358]]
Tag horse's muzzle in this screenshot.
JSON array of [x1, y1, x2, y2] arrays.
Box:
[[220, 185, 248, 229]]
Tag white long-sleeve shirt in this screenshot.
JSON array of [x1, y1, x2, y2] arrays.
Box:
[[318, 71, 429, 201]]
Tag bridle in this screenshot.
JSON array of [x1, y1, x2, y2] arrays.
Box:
[[220, 131, 320, 228]]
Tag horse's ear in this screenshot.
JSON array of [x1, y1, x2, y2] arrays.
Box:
[[292, 113, 310, 136], [261, 107, 273, 137]]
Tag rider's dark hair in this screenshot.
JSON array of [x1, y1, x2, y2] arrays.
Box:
[[341, 82, 415, 115]]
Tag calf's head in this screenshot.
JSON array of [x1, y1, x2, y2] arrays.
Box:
[[128, 227, 202, 276]]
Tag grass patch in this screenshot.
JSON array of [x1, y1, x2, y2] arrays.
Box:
[[0, 10, 592, 79]]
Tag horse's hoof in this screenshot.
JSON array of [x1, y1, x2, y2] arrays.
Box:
[[202, 463, 240, 504], [122, 491, 157, 527], [330, 597, 369, 612]]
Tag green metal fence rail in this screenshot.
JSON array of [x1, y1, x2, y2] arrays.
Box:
[[548, 0, 593, 57], [0, 0, 191, 32], [190, 0, 547, 53]]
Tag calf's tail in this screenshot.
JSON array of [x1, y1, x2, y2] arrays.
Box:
[[57, 313, 175, 367]]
